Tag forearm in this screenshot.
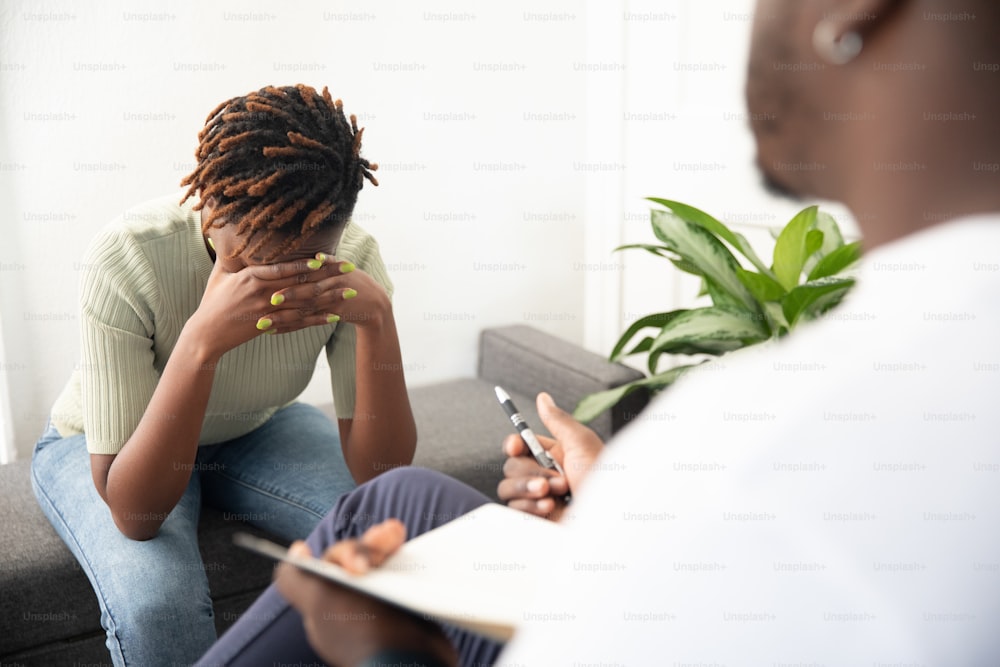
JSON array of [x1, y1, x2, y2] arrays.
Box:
[[104, 326, 221, 540], [344, 310, 417, 482]]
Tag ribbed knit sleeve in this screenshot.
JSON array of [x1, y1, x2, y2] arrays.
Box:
[[326, 222, 394, 420], [79, 227, 160, 455]]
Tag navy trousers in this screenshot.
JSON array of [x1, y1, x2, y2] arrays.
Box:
[[195, 467, 505, 667]]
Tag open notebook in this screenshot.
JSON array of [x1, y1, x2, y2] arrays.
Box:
[[234, 503, 562, 642]]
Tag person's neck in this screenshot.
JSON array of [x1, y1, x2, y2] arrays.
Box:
[[832, 5, 1000, 251], [844, 156, 1000, 252], [839, 97, 1000, 251]]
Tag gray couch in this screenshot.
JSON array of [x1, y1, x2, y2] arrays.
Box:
[[0, 325, 647, 666]]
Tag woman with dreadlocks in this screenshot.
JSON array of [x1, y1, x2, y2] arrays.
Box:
[[30, 84, 416, 667]]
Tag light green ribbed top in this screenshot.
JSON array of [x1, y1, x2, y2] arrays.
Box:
[[50, 193, 393, 455]]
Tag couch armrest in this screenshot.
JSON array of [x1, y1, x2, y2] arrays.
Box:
[[477, 325, 648, 442]]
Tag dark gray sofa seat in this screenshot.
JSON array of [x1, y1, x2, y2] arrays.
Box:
[[0, 325, 646, 666]]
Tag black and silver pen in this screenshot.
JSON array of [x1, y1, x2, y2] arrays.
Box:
[[494, 386, 565, 476]]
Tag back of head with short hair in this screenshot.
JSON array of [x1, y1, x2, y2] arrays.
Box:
[[180, 84, 378, 260]]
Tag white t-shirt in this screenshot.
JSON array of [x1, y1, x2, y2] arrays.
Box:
[[501, 215, 1000, 666]]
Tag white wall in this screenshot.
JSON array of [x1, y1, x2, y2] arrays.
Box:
[[0, 0, 854, 460]]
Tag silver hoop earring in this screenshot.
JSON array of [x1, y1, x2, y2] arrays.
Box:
[[812, 20, 863, 65]]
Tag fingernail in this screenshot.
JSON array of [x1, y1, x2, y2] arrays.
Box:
[[207, 237, 215, 250], [326, 314, 340, 324], [527, 478, 546, 493], [343, 288, 358, 300], [340, 261, 355, 274], [256, 317, 272, 331], [270, 293, 285, 306], [264, 329, 277, 335], [315, 252, 327, 262], [307, 258, 323, 270]]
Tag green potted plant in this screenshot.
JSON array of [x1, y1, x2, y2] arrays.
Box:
[[573, 199, 861, 423]]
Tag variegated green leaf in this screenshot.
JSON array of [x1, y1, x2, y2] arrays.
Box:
[[610, 311, 688, 362], [815, 211, 845, 251], [737, 267, 786, 302], [764, 301, 790, 336], [648, 198, 775, 277], [781, 277, 855, 327], [625, 336, 655, 358], [573, 364, 698, 424], [614, 243, 674, 259], [803, 211, 846, 276], [704, 275, 756, 314], [671, 258, 703, 277], [808, 241, 862, 281], [650, 306, 769, 357], [807, 285, 853, 319], [651, 209, 760, 313]]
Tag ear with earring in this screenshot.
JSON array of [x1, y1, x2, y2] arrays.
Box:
[[813, 19, 863, 65]]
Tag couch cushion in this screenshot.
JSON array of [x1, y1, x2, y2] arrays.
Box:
[[410, 378, 542, 499], [478, 325, 648, 442], [0, 460, 276, 661], [0, 459, 104, 657]]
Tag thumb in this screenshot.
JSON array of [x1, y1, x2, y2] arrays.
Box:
[[536, 392, 583, 442]]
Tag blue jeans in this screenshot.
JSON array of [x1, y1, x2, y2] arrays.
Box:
[[30, 402, 356, 667], [195, 467, 504, 667]]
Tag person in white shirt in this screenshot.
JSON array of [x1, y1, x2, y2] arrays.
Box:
[[197, 0, 1000, 665]]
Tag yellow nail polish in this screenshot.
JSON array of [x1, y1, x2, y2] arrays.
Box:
[[326, 314, 340, 324], [270, 293, 285, 306], [340, 261, 355, 274], [315, 252, 327, 261], [307, 259, 323, 270], [207, 237, 215, 250], [343, 288, 357, 300], [256, 317, 272, 331], [264, 329, 277, 335]]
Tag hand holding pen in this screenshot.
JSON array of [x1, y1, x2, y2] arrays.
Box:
[[495, 386, 564, 475], [495, 387, 606, 520]]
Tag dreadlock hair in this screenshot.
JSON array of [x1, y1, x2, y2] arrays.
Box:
[[180, 84, 378, 261]]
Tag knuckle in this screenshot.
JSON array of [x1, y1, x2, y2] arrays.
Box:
[[503, 458, 527, 477]]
